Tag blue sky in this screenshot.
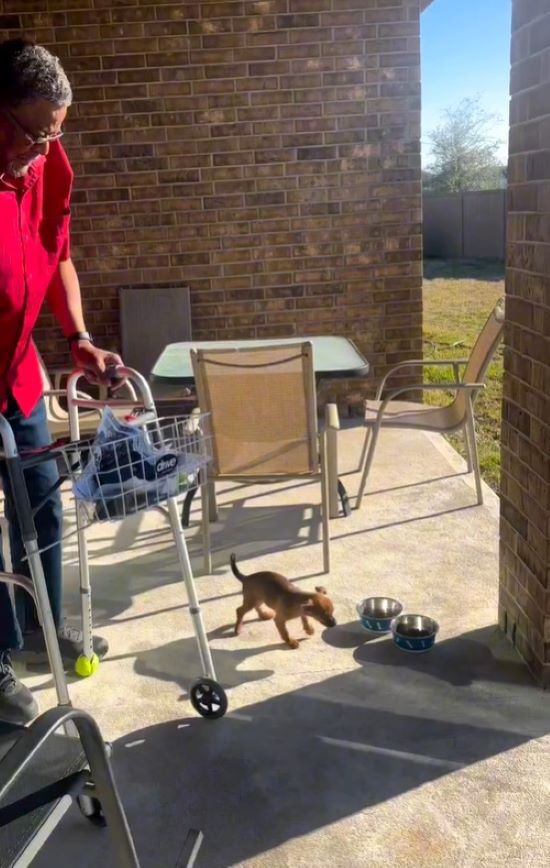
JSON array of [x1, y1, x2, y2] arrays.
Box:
[[421, 0, 512, 166]]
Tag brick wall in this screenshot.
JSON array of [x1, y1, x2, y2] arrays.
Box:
[[500, 0, 550, 686], [1, 0, 422, 403]]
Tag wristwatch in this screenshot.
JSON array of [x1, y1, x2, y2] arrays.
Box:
[[67, 331, 94, 346]]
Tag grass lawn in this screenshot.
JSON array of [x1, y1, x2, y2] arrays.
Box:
[[423, 259, 505, 493]]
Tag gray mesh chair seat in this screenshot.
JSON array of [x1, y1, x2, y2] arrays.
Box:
[[0, 571, 140, 867], [0, 720, 86, 868]]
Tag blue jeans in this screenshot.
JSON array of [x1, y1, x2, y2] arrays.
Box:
[[0, 396, 63, 652]]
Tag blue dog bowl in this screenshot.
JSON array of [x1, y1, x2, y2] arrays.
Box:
[[390, 614, 439, 653], [357, 597, 403, 633]]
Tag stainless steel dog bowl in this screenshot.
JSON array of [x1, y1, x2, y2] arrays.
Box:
[[356, 597, 403, 633], [390, 613, 439, 653]]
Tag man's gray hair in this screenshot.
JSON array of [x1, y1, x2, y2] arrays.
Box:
[[0, 39, 72, 109]]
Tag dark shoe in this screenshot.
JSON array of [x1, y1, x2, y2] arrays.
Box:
[[17, 622, 109, 669], [0, 651, 39, 724]]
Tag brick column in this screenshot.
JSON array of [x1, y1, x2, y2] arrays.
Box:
[[500, 0, 550, 686]]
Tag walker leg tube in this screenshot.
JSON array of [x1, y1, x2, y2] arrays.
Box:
[[76, 502, 96, 674], [325, 403, 340, 519], [167, 497, 216, 681], [26, 542, 71, 707], [4, 455, 71, 707], [69, 413, 95, 674], [201, 476, 212, 576], [207, 480, 218, 523]]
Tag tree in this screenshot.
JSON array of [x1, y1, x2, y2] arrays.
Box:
[[425, 97, 504, 193]]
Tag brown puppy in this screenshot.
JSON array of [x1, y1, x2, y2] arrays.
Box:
[[230, 554, 336, 649]]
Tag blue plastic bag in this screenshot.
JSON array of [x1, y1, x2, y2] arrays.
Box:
[[74, 408, 181, 514]]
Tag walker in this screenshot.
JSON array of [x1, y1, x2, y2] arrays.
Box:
[[62, 366, 227, 719]]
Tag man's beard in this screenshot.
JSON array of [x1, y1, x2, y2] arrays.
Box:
[[6, 153, 41, 178]]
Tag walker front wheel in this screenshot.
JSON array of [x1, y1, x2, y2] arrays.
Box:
[[189, 678, 227, 719]]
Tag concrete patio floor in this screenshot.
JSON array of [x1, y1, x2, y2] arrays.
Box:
[[21, 422, 550, 868]]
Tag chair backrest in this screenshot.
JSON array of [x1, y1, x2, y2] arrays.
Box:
[[191, 342, 318, 477], [119, 286, 192, 377], [455, 297, 505, 417]]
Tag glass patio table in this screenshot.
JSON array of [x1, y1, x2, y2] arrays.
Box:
[[151, 336, 369, 387]]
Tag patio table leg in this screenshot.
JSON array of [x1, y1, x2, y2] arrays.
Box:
[[207, 479, 218, 521], [325, 403, 340, 519], [180, 478, 217, 529]]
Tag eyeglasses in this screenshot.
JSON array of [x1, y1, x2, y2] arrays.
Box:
[[3, 109, 64, 146]]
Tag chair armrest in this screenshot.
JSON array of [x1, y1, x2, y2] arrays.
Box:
[[43, 389, 102, 425], [369, 382, 486, 427], [376, 359, 470, 398], [43, 388, 97, 402], [49, 366, 73, 391], [383, 359, 469, 368], [386, 382, 485, 400]]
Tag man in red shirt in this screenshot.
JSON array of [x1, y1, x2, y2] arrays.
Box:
[[0, 39, 123, 724]]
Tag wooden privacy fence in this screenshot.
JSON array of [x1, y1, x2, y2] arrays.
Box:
[[423, 189, 506, 260]]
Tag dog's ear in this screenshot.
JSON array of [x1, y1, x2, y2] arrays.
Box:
[[315, 586, 327, 595]]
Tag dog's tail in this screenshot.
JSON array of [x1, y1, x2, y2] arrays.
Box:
[[230, 553, 247, 583]]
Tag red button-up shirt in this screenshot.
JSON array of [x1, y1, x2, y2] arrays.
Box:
[[0, 135, 73, 417]]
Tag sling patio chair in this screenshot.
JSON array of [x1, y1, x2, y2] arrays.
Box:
[[191, 342, 331, 574], [119, 285, 195, 415], [355, 297, 505, 510]]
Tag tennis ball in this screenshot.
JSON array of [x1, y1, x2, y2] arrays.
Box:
[[75, 653, 99, 678]]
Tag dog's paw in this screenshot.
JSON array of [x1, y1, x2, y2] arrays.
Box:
[[287, 639, 300, 649], [304, 624, 315, 636], [234, 625, 242, 636]]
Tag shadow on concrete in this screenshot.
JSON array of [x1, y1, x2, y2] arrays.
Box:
[[82, 482, 324, 568], [205, 498, 323, 562], [63, 487, 479, 633], [353, 624, 533, 688], [60, 495, 327, 627], [36, 622, 550, 868], [131, 630, 279, 693], [350, 471, 469, 494], [333, 502, 477, 539], [324, 621, 535, 688]]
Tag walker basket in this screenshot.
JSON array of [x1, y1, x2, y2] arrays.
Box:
[[61, 414, 211, 522]]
